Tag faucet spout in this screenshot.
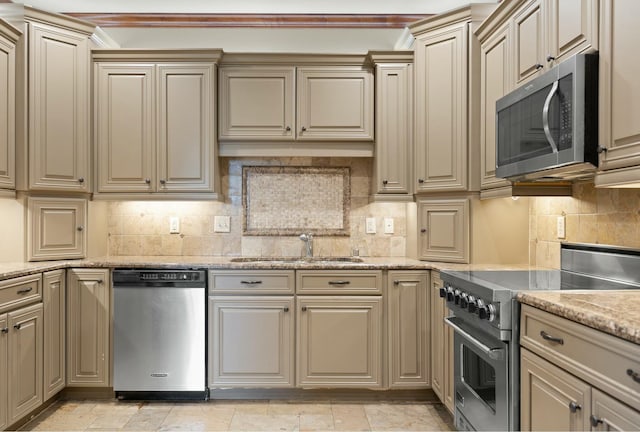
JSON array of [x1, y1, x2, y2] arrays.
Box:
[[299, 233, 313, 258]]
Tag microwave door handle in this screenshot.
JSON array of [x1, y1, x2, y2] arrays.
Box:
[[542, 80, 560, 153]]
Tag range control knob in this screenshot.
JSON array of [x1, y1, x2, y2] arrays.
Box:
[[439, 287, 447, 298], [454, 289, 462, 305], [475, 299, 486, 316], [478, 303, 497, 321], [467, 296, 477, 313], [446, 287, 455, 302], [460, 293, 469, 309]]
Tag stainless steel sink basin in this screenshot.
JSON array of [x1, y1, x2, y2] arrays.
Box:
[[230, 257, 364, 263]]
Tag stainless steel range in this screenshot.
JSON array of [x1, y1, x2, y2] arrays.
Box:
[[440, 243, 640, 431]]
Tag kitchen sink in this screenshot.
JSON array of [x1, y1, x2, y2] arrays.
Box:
[[230, 256, 364, 263]]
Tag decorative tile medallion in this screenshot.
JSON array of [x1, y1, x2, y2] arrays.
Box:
[[243, 166, 350, 236]]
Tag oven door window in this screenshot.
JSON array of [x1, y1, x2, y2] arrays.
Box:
[[462, 345, 497, 412]]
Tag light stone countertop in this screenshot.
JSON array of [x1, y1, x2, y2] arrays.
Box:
[[517, 290, 640, 345]]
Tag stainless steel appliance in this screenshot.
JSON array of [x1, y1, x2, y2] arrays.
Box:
[[441, 243, 640, 431], [496, 53, 598, 181], [113, 269, 207, 399]]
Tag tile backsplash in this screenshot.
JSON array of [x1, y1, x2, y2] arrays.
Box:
[[530, 182, 640, 268], [107, 157, 408, 257]]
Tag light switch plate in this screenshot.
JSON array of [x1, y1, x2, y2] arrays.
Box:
[[365, 217, 376, 234], [557, 216, 566, 239], [384, 218, 394, 234], [169, 216, 180, 234], [214, 215, 231, 233]]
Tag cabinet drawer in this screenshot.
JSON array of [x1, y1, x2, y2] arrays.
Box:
[[296, 270, 382, 294], [209, 270, 294, 294], [520, 304, 640, 410], [0, 273, 42, 313]]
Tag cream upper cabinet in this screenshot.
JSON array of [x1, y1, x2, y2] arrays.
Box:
[[595, 0, 640, 182], [27, 197, 87, 261], [42, 269, 65, 401], [296, 67, 373, 141], [27, 17, 93, 192], [479, 22, 513, 193], [0, 20, 19, 192], [369, 53, 413, 200], [218, 66, 295, 140], [430, 271, 454, 413], [513, 0, 545, 86], [93, 51, 221, 198], [297, 296, 382, 388], [418, 198, 470, 263], [388, 271, 429, 388], [66, 268, 110, 387], [546, 0, 598, 66]]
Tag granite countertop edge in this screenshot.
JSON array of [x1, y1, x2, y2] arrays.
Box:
[[517, 291, 640, 345]]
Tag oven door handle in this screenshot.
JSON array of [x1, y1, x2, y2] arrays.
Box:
[[445, 317, 504, 360]]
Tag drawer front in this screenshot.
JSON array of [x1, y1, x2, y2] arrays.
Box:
[[0, 273, 43, 313], [296, 271, 382, 294], [209, 270, 295, 294], [520, 304, 640, 410]]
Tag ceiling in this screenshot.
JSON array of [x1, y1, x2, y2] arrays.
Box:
[[8, 0, 498, 51]]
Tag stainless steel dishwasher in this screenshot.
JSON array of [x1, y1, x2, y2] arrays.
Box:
[[113, 269, 206, 399]]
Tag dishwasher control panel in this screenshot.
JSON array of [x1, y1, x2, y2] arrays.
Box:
[[113, 269, 206, 286]]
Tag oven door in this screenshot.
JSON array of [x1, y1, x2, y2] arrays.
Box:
[[446, 316, 510, 431]]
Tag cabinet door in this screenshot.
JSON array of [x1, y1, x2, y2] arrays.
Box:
[[0, 29, 16, 190], [546, 0, 598, 65], [520, 348, 590, 431], [444, 312, 455, 413], [415, 23, 468, 192], [296, 68, 373, 141], [27, 197, 87, 261], [67, 269, 110, 387], [157, 63, 215, 192], [95, 63, 155, 193], [430, 272, 445, 400], [418, 198, 469, 263], [599, 0, 640, 170], [513, 0, 545, 86], [8, 303, 43, 425], [28, 22, 89, 192], [388, 271, 429, 388], [591, 388, 640, 431], [209, 296, 294, 387], [480, 23, 513, 191], [43, 270, 65, 401], [297, 296, 381, 387], [0, 313, 7, 430], [373, 63, 413, 196], [219, 67, 295, 140]]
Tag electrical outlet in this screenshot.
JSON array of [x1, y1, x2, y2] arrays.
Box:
[[214, 215, 231, 233], [169, 216, 180, 234], [365, 217, 376, 234], [557, 216, 566, 239], [384, 218, 394, 234]]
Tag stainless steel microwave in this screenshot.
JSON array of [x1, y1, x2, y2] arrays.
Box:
[[495, 53, 599, 181]]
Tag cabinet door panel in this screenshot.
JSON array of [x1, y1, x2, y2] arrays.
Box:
[[389, 271, 429, 388], [0, 32, 15, 190], [297, 68, 373, 141], [418, 199, 469, 263], [29, 22, 89, 191], [591, 388, 640, 431], [219, 67, 295, 140], [547, 0, 598, 64], [96, 64, 155, 192], [158, 64, 214, 192], [520, 349, 590, 431], [67, 269, 110, 387], [297, 296, 381, 387], [415, 24, 467, 191], [430, 273, 444, 399], [209, 297, 294, 387], [513, 0, 544, 85], [8, 304, 43, 425], [43, 270, 65, 401]]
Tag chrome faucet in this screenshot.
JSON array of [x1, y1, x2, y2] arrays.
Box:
[[299, 233, 313, 258]]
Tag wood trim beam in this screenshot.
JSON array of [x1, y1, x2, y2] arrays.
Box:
[[65, 13, 431, 29]]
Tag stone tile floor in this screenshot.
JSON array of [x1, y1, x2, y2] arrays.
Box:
[[20, 400, 455, 431]]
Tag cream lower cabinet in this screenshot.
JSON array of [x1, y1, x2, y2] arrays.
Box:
[[7, 303, 43, 426], [520, 304, 640, 431], [297, 296, 382, 388], [66, 269, 110, 387], [417, 198, 470, 263], [209, 296, 294, 387], [387, 271, 429, 388], [429, 271, 454, 413], [0, 313, 6, 430], [43, 270, 65, 401]]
